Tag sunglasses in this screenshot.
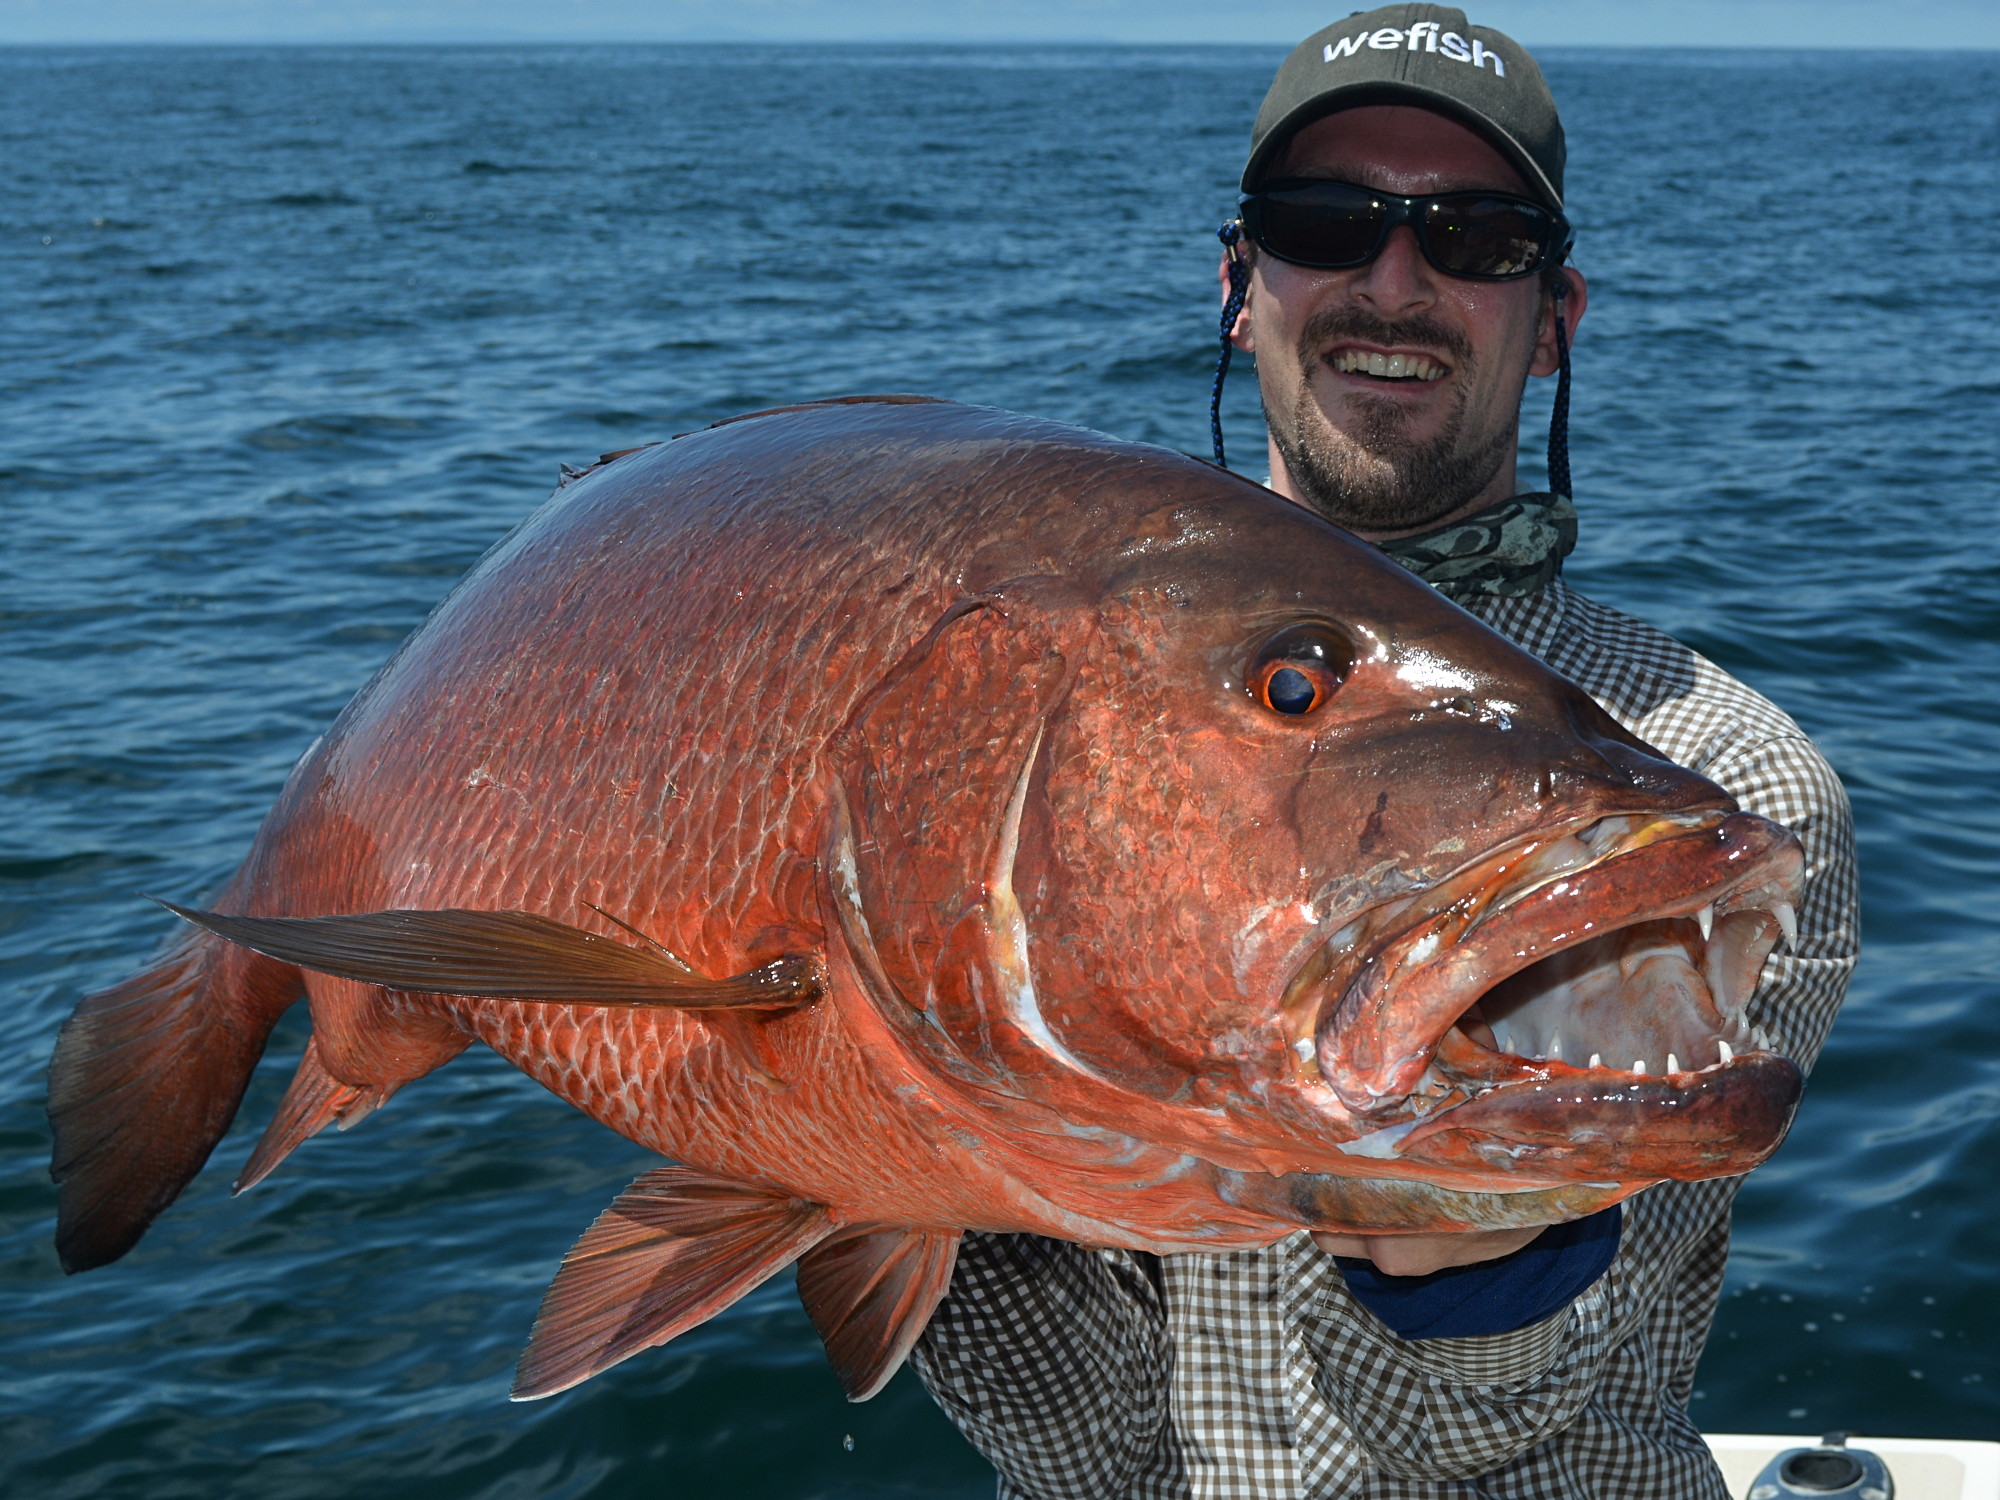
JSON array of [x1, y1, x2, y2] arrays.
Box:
[[1237, 178, 1572, 281]]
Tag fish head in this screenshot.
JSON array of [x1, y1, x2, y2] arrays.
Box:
[[835, 426, 1802, 1226]]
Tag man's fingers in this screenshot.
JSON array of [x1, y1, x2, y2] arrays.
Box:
[[1309, 1226, 1548, 1277]]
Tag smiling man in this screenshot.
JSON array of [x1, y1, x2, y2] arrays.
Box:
[[912, 8, 1857, 1497]]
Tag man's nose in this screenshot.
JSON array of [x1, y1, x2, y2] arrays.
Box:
[[1349, 225, 1436, 317]]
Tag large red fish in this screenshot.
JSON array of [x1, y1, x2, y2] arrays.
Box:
[[48, 397, 1803, 1403]]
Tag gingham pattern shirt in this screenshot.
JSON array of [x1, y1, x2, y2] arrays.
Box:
[[913, 576, 1859, 1499]]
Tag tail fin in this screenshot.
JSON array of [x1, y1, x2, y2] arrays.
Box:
[[48, 930, 300, 1273]]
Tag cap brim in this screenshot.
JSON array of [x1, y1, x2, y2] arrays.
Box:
[[1242, 81, 1562, 211]]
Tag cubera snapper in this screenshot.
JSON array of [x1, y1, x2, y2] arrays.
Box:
[[47, 397, 1805, 1403]]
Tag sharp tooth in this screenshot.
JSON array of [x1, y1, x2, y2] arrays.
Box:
[[1548, 1032, 1563, 1061], [1666, 1052, 1680, 1075], [1588, 1052, 1602, 1069], [1632, 1059, 1648, 1076], [1718, 1039, 1734, 1064], [1293, 1038, 1315, 1060], [1495, 1025, 1511, 1054], [1772, 902, 1798, 949], [1697, 904, 1714, 941]]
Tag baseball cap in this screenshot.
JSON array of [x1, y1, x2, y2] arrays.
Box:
[[1243, 5, 1566, 210]]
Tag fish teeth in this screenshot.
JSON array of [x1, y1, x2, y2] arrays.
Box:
[[1772, 901, 1798, 949], [1632, 1059, 1648, 1076], [1548, 1032, 1563, 1061], [1696, 904, 1714, 941], [1666, 1052, 1680, 1075], [1293, 1038, 1315, 1061], [1717, 1038, 1735, 1064], [1589, 1053, 1602, 1069]]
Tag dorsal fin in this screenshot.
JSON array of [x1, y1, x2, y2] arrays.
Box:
[[796, 1227, 961, 1402], [155, 902, 820, 1010], [511, 1166, 835, 1400]]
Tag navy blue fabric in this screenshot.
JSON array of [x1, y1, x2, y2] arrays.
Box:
[[1333, 1205, 1622, 1341]]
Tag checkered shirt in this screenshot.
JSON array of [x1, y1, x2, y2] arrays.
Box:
[[913, 576, 1859, 1499]]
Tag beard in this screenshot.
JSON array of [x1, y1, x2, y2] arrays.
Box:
[[1267, 305, 1518, 535]]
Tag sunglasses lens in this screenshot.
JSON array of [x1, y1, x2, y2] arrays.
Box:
[[1422, 196, 1553, 277], [1251, 183, 1384, 268]]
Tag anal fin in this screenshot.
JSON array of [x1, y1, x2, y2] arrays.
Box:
[[234, 1035, 395, 1194], [797, 1226, 961, 1402], [512, 1165, 835, 1400]]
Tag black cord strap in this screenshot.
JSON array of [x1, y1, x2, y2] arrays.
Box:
[[1546, 277, 1573, 498], [1211, 219, 1250, 468]]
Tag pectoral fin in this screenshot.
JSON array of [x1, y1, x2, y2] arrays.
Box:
[[511, 1166, 835, 1400], [156, 901, 820, 1010], [796, 1226, 961, 1402]]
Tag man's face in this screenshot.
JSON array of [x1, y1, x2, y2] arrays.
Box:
[[1235, 105, 1579, 536]]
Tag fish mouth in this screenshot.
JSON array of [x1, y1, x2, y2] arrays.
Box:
[[1285, 809, 1806, 1180]]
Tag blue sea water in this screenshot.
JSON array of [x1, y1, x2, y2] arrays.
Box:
[[3, 41, 1998, 1498]]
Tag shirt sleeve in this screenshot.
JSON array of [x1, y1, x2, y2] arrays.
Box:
[[910, 1232, 1176, 1499]]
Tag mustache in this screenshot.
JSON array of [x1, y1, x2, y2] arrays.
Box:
[[1297, 307, 1474, 370]]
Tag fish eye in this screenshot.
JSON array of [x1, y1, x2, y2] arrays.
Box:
[[1248, 622, 1352, 717]]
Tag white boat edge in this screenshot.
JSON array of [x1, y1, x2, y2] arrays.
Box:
[[1704, 1433, 2000, 1500]]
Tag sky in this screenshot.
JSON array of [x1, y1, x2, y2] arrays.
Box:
[[3, 0, 1998, 48]]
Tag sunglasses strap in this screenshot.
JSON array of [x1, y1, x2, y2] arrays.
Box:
[[1546, 277, 1573, 498], [1212, 219, 1251, 468]]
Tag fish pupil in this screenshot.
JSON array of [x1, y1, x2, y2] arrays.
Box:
[[1267, 666, 1317, 714]]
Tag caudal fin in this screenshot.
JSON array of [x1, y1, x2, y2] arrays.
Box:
[[48, 930, 299, 1273]]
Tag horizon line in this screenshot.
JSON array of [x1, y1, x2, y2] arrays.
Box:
[[4, 35, 1999, 51]]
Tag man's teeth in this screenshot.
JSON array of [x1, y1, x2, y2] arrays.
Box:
[[1330, 349, 1446, 381]]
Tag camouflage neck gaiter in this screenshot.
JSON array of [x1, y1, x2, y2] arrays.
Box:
[[1374, 491, 1577, 602]]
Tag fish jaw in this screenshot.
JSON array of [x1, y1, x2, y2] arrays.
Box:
[[1385, 1029, 1801, 1180], [1214, 1166, 1640, 1237], [1268, 807, 1807, 1184]]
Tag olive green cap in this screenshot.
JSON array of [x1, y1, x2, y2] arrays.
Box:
[[1244, 5, 1566, 209]]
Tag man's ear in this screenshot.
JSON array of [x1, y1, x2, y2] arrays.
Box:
[[1218, 248, 1256, 352], [1530, 265, 1587, 378]]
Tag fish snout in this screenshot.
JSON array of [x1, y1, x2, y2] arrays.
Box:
[[1294, 809, 1807, 1183]]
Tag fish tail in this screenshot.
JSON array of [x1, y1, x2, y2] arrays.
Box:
[[48, 927, 301, 1273]]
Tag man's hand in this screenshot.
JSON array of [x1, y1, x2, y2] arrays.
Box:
[[1309, 1227, 1546, 1278]]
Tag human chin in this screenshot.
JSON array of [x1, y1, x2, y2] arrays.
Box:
[[1306, 358, 1458, 448]]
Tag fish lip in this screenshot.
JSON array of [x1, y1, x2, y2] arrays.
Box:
[[1289, 807, 1805, 1119], [1383, 1043, 1804, 1183]]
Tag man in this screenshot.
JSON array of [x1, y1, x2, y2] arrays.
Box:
[[913, 8, 1857, 1497]]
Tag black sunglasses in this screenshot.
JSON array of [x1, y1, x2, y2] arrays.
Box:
[[1238, 178, 1572, 281]]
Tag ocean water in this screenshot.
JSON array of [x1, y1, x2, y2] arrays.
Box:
[[4, 41, 1998, 1498]]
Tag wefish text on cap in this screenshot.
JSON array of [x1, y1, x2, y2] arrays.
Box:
[[1243, 4, 1566, 209]]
